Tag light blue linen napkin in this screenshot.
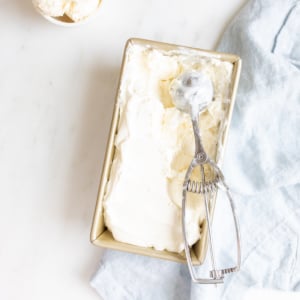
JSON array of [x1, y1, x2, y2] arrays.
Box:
[[91, 0, 300, 299]]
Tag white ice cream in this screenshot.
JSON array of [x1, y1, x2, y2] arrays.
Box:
[[32, 0, 100, 22], [103, 44, 233, 253]]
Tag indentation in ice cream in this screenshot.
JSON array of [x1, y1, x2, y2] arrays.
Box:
[[103, 44, 233, 253]]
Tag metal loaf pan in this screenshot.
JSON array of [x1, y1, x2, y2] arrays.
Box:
[[90, 38, 241, 264]]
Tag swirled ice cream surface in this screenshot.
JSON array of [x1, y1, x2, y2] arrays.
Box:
[[103, 44, 233, 253]]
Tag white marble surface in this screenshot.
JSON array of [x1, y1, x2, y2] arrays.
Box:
[[0, 0, 247, 299]]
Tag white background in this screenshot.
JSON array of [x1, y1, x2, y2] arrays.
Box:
[[0, 0, 250, 299]]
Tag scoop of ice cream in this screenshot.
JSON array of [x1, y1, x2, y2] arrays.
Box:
[[32, 0, 68, 17], [32, 0, 100, 22], [66, 0, 100, 22]]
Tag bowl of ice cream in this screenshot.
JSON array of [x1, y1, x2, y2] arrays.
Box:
[[32, 0, 102, 26]]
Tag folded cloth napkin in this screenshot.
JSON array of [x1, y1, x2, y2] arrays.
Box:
[[91, 0, 300, 299]]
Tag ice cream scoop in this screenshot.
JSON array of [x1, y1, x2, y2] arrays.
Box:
[[170, 70, 241, 284]]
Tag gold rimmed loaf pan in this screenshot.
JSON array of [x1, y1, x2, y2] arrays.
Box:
[[90, 38, 241, 264]]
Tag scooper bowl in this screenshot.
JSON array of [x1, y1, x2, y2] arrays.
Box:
[[170, 71, 241, 284]]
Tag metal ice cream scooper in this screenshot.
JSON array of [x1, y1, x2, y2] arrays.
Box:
[[170, 70, 241, 284]]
